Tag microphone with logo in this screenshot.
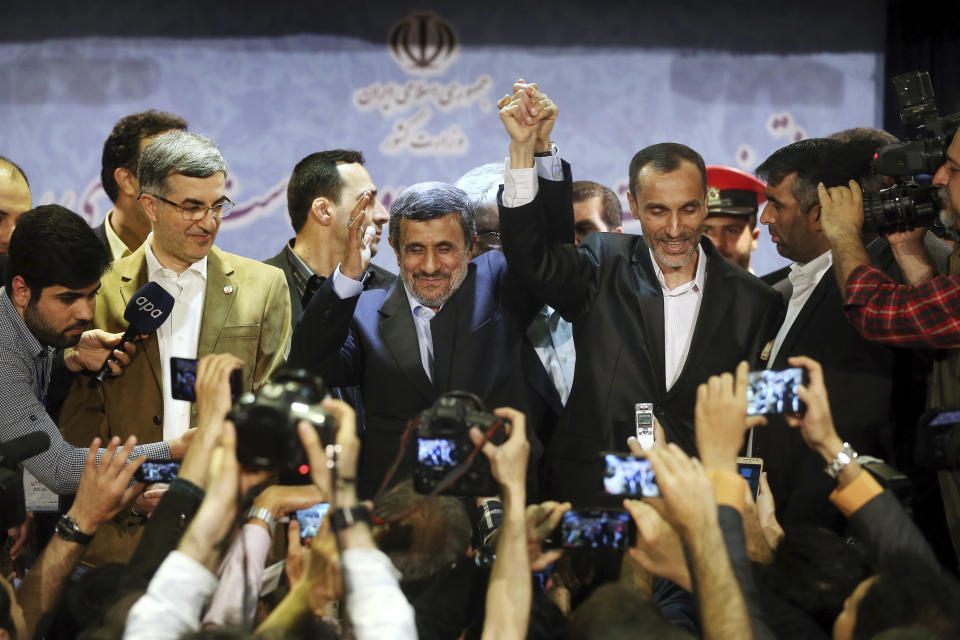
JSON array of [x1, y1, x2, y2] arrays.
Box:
[[92, 282, 175, 385]]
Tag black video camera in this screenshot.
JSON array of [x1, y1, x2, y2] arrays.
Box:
[[228, 369, 335, 484], [864, 71, 960, 234], [412, 392, 507, 497]]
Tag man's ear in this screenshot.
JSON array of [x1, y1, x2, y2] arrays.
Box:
[[9, 275, 32, 310], [626, 191, 640, 222], [613, 225, 624, 234], [750, 227, 760, 251], [311, 197, 334, 226], [810, 204, 823, 230], [113, 167, 139, 199], [140, 193, 159, 224]]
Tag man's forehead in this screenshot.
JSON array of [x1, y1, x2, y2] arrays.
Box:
[[337, 162, 375, 190], [704, 215, 748, 227], [41, 281, 100, 297], [399, 213, 465, 243], [635, 162, 704, 200], [163, 170, 226, 194]]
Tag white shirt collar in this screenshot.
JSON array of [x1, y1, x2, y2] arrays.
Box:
[[649, 245, 707, 295], [103, 210, 133, 261], [403, 284, 437, 319], [788, 249, 833, 288], [144, 232, 208, 281]]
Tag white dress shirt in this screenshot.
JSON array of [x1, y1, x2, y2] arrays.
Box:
[[767, 250, 833, 367], [124, 551, 219, 639], [650, 246, 707, 391], [527, 305, 575, 404], [144, 235, 207, 439], [343, 548, 418, 640]]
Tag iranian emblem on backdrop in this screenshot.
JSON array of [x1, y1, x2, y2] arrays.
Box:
[[387, 12, 460, 76]]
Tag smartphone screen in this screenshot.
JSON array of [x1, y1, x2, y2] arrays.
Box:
[[134, 460, 181, 483], [296, 503, 330, 543], [602, 453, 659, 497], [736, 457, 763, 500], [417, 438, 460, 468], [635, 402, 654, 450], [169, 357, 242, 403], [746, 368, 806, 416], [543, 509, 636, 550]]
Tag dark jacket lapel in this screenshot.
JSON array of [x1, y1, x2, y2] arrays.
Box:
[[771, 268, 834, 368], [631, 242, 667, 394], [378, 280, 437, 403]]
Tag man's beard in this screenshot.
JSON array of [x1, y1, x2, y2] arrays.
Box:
[[23, 304, 86, 349], [645, 230, 700, 269], [402, 262, 468, 310], [939, 187, 958, 229]]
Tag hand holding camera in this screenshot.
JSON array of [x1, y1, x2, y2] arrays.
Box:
[[783, 356, 845, 462], [623, 498, 691, 592], [469, 406, 529, 498], [695, 361, 766, 473], [642, 444, 718, 540]]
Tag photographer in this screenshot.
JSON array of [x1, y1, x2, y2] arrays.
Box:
[[819, 127, 960, 349]]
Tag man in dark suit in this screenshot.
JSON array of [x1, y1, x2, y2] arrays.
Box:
[[265, 151, 394, 421], [751, 138, 914, 530], [94, 110, 188, 261], [289, 182, 549, 499], [264, 149, 393, 321], [495, 86, 783, 505]]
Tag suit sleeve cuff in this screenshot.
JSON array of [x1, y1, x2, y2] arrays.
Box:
[[535, 150, 564, 182], [332, 265, 365, 299], [709, 471, 747, 515], [830, 469, 883, 517]]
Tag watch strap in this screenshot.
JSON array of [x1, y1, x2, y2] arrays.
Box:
[[330, 505, 371, 532], [245, 506, 276, 531], [825, 442, 858, 478], [56, 514, 94, 544]]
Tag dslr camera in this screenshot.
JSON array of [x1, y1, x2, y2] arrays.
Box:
[[864, 71, 960, 234], [228, 369, 335, 484], [412, 392, 507, 497]]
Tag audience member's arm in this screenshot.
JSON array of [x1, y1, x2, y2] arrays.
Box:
[[203, 484, 324, 629], [17, 436, 145, 640], [124, 420, 246, 639], [470, 407, 531, 640], [785, 355, 939, 567], [644, 444, 755, 640], [126, 353, 243, 583]]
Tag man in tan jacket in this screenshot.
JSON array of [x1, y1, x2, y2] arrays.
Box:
[[59, 131, 290, 564]]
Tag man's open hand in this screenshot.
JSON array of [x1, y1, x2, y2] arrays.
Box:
[[68, 435, 146, 534], [340, 191, 375, 282]]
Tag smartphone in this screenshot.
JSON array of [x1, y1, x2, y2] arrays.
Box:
[[170, 357, 243, 402], [543, 509, 636, 550], [417, 437, 460, 468], [134, 460, 181, 483], [602, 452, 660, 497], [736, 457, 764, 500], [296, 502, 331, 543], [746, 368, 806, 416], [635, 402, 655, 450]]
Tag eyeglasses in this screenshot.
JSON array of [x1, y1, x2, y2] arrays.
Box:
[[141, 192, 236, 221]]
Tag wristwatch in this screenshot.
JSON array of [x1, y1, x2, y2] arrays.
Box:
[[244, 506, 276, 531], [825, 442, 858, 478], [330, 505, 371, 532], [55, 515, 94, 544]]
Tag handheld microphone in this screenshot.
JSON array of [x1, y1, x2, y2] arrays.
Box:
[[93, 282, 175, 384], [0, 432, 51, 470]]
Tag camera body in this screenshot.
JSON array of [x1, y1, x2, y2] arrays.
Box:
[[413, 394, 506, 497], [865, 71, 960, 234], [227, 369, 335, 484]]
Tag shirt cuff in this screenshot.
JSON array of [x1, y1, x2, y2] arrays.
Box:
[[332, 265, 365, 299], [829, 469, 883, 517], [535, 151, 564, 182], [709, 471, 748, 515], [502, 158, 539, 208]]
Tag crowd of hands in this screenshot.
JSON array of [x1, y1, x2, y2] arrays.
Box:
[[9, 343, 860, 640]]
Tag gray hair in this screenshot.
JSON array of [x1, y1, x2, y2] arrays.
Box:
[[389, 181, 475, 250], [455, 162, 503, 213], [137, 130, 227, 197]]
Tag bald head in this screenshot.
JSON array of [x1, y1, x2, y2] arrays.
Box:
[[0, 158, 31, 255]]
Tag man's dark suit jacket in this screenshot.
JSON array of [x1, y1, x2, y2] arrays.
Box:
[[288, 250, 551, 500], [264, 244, 395, 428], [754, 265, 900, 531], [499, 174, 784, 505]]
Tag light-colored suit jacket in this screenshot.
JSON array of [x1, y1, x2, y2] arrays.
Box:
[[58, 244, 291, 564]]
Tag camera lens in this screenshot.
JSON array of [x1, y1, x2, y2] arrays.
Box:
[[862, 184, 941, 234]]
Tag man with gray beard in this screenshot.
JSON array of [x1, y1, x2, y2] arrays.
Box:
[[289, 181, 549, 499]]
